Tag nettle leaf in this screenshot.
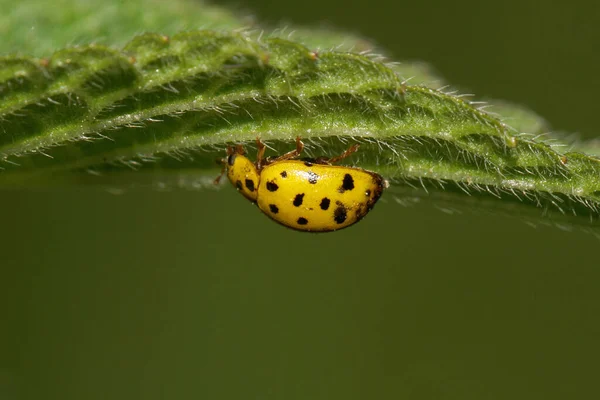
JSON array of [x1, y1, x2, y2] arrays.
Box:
[[1, 6, 600, 232]]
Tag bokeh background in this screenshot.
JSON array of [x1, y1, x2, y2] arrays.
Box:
[[2, 0, 600, 399]]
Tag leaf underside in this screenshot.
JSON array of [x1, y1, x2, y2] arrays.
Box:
[[2, 28, 600, 231]]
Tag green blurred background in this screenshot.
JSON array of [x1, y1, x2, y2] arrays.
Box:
[[2, 0, 600, 399]]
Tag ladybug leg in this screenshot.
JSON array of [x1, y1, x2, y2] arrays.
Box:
[[213, 162, 228, 185], [234, 144, 245, 155], [256, 137, 267, 170], [258, 136, 305, 167], [323, 143, 360, 164], [214, 144, 243, 185], [271, 136, 304, 163]]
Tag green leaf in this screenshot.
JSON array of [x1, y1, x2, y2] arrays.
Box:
[[2, 0, 600, 232]]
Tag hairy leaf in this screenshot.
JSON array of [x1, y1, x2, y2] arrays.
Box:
[[2, 1, 600, 232]]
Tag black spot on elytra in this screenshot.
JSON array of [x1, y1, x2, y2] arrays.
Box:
[[297, 217, 308, 225], [266, 181, 279, 192], [293, 193, 305, 207], [338, 174, 354, 192], [365, 189, 371, 197], [269, 204, 279, 214], [235, 180, 243, 190], [307, 171, 318, 184], [304, 161, 313, 167], [245, 179, 255, 192], [280, 171, 287, 178], [334, 205, 348, 224], [320, 198, 330, 210]]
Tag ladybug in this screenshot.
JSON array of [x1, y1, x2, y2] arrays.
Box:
[[216, 137, 387, 232]]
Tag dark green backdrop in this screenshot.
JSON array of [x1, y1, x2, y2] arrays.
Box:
[[2, 0, 599, 398]]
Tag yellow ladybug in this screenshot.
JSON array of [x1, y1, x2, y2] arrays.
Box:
[[216, 137, 387, 232]]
